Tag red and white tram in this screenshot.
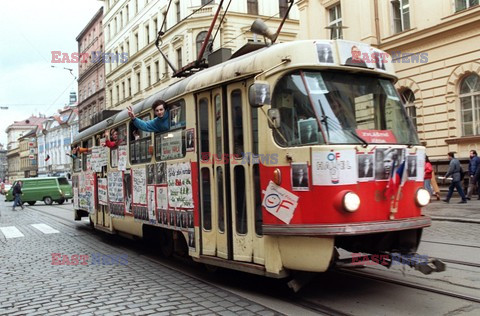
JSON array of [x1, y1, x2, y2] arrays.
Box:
[[72, 38, 433, 277]]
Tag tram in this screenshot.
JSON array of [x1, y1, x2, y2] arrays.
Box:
[[72, 38, 433, 278]]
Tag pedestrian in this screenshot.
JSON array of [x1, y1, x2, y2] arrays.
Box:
[[467, 150, 480, 199], [424, 155, 433, 197], [12, 181, 24, 211], [443, 152, 467, 203]]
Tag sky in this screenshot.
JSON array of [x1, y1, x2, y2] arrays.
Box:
[[0, 0, 103, 145]]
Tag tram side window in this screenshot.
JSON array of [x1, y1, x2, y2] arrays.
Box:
[[154, 100, 187, 161], [130, 115, 152, 164], [234, 166, 247, 234], [82, 139, 93, 171], [198, 98, 209, 161]]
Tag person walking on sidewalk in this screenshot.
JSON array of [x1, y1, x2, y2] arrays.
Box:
[[424, 156, 434, 198], [12, 181, 24, 211], [443, 152, 467, 203], [467, 150, 480, 199]]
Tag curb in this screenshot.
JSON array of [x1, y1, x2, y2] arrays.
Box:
[[430, 216, 480, 224]]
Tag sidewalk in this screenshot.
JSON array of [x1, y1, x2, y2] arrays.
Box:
[[423, 193, 480, 224]]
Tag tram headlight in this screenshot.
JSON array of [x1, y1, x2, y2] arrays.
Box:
[[415, 188, 430, 207], [343, 192, 361, 212]]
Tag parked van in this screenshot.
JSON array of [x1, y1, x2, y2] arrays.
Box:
[[5, 177, 73, 205]]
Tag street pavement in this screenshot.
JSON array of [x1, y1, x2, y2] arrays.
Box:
[[0, 200, 282, 316], [423, 191, 480, 224]]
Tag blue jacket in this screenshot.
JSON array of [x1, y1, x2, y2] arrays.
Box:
[[468, 156, 480, 175], [132, 111, 170, 133], [445, 158, 462, 182]]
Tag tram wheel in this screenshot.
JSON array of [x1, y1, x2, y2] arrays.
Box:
[[160, 231, 174, 257]]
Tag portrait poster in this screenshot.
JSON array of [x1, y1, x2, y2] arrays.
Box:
[[374, 148, 404, 180], [156, 186, 168, 210], [132, 168, 147, 205], [147, 185, 156, 221], [357, 153, 375, 181], [262, 181, 299, 224], [316, 41, 334, 64], [185, 128, 195, 152], [167, 162, 194, 208], [170, 106, 182, 129], [155, 162, 167, 184], [124, 171, 132, 214], [291, 163, 309, 191], [161, 130, 183, 160], [97, 178, 108, 206], [338, 40, 373, 68], [117, 145, 128, 171], [298, 118, 319, 144], [146, 164, 155, 185], [312, 150, 357, 185], [416, 148, 426, 182], [107, 171, 124, 203], [406, 155, 417, 180]]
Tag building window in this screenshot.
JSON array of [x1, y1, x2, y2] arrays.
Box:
[[146, 66, 151, 86], [154, 61, 159, 82], [176, 2, 180, 23], [201, 0, 210, 5], [127, 78, 131, 96], [196, 31, 213, 60], [279, 0, 289, 18], [177, 47, 182, 68], [460, 74, 480, 136], [153, 17, 158, 33], [247, 0, 258, 15], [125, 40, 129, 55], [116, 85, 119, 104], [136, 72, 141, 93], [328, 4, 342, 40], [164, 54, 169, 77], [126, 4, 129, 22], [392, 0, 410, 33], [134, 32, 139, 52], [145, 24, 150, 44], [122, 81, 125, 100], [162, 12, 167, 32], [401, 89, 416, 130], [455, 0, 479, 11], [120, 11, 123, 28]]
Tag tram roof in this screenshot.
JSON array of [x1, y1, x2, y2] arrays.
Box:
[[74, 39, 395, 143]]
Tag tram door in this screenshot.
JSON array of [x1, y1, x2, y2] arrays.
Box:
[[198, 89, 229, 258]]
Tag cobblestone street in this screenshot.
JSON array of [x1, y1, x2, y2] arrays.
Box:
[[0, 200, 281, 316]]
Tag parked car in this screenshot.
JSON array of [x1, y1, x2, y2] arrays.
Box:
[[5, 177, 73, 205]]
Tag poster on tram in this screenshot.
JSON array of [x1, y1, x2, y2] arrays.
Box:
[[312, 150, 357, 185], [147, 185, 156, 222], [97, 178, 108, 206], [132, 168, 147, 205], [166, 162, 194, 208], [118, 145, 128, 171]]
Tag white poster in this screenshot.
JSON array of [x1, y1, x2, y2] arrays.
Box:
[[161, 130, 183, 160], [97, 178, 108, 206], [312, 150, 357, 185], [167, 162, 194, 208], [416, 148, 425, 182], [118, 145, 128, 171], [73, 187, 79, 209], [111, 148, 118, 168], [147, 185, 156, 221], [156, 186, 168, 210], [107, 171, 124, 203], [262, 181, 299, 224], [132, 168, 147, 205], [91, 146, 103, 172]]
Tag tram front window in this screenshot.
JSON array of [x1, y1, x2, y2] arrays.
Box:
[[271, 71, 419, 146]]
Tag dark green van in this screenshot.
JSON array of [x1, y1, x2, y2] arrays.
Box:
[[5, 177, 73, 205]]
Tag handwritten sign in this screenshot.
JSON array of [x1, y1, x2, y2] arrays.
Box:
[[262, 181, 299, 224], [97, 178, 108, 205], [79, 172, 96, 213], [111, 148, 118, 168], [167, 162, 194, 208], [147, 185, 156, 221], [132, 168, 147, 205], [156, 186, 168, 210], [107, 171, 124, 203], [118, 145, 128, 171], [355, 129, 397, 144], [161, 130, 183, 160], [312, 150, 357, 186]]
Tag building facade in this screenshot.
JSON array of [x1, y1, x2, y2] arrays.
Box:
[[102, 0, 299, 110], [0, 144, 7, 182], [37, 107, 79, 177], [18, 130, 38, 178], [297, 0, 480, 163], [77, 7, 107, 132], [5, 116, 47, 182]]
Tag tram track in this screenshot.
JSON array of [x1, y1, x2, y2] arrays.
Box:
[[336, 268, 480, 304]]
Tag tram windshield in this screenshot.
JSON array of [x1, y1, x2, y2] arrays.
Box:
[[272, 70, 419, 146]]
